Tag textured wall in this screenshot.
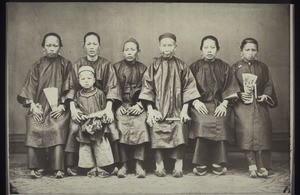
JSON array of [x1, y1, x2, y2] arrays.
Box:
[[7, 3, 290, 135]]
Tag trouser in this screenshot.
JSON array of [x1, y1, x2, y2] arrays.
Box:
[[27, 145, 64, 171], [119, 143, 146, 162], [192, 137, 227, 166], [244, 150, 271, 169], [154, 144, 185, 161], [65, 121, 120, 167]]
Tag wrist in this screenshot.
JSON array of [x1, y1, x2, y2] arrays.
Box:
[[193, 99, 200, 107]]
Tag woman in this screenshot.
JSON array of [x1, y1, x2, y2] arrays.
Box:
[[232, 38, 277, 178], [113, 38, 150, 178], [17, 32, 73, 179], [65, 32, 122, 176], [189, 35, 240, 176]]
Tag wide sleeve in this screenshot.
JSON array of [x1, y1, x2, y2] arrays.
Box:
[[181, 64, 201, 104], [131, 64, 147, 103], [262, 65, 278, 108], [61, 59, 77, 104], [138, 63, 156, 103], [221, 63, 241, 100], [102, 62, 122, 103], [17, 61, 39, 107]]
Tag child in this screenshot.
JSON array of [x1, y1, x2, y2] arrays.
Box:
[[189, 35, 240, 176], [65, 32, 122, 176], [74, 65, 115, 177], [139, 33, 200, 178], [232, 38, 277, 178], [17, 33, 73, 179], [113, 38, 150, 178]]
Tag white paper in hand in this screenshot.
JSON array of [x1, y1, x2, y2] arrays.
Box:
[[43, 87, 58, 110]]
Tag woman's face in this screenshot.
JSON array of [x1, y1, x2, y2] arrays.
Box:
[[159, 38, 176, 58], [241, 43, 258, 61], [202, 39, 217, 61], [123, 42, 138, 62], [84, 35, 100, 57], [44, 36, 60, 57]]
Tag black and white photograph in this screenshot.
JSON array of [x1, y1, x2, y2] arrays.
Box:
[[7, 2, 293, 194]]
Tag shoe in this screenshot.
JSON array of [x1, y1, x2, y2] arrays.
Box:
[[193, 166, 207, 176], [110, 167, 118, 176], [30, 169, 44, 179], [136, 169, 146, 178], [212, 165, 227, 175], [54, 170, 64, 179], [87, 168, 98, 178], [155, 169, 166, 177], [117, 167, 127, 178], [257, 168, 268, 178], [97, 168, 109, 178], [67, 166, 79, 176], [249, 170, 257, 178], [172, 169, 183, 178]]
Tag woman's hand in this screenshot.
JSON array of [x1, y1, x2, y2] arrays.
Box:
[[103, 109, 114, 124], [30, 103, 44, 122], [193, 100, 208, 114], [127, 104, 144, 116], [257, 94, 268, 102], [116, 106, 127, 116], [70, 101, 83, 122], [50, 105, 65, 119], [180, 111, 191, 123], [214, 104, 227, 117]]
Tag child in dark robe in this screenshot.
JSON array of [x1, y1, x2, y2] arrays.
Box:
[[232, 38, 277, 178], [74, 66, 115, 178]]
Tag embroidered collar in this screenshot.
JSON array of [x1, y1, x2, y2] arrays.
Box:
[[79, 87, 97, 98]]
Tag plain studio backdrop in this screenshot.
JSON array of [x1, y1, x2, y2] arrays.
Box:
[[7, 3, 290, 144]]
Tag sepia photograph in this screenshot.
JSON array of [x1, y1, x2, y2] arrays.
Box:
[[7, 2, 293, 194]]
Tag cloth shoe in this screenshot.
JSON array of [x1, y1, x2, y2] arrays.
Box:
[[117, 167, 127, 178], [155, 169, 166, 177], [136, 169, 146, 178], [212, 164, 227, 175], [30, 169, 44, 179], [67, 166, 79, 176], [54, 170, 64, 179], [257, 168, 268, 178], [193, 166, 207, 176], [172, 169, 183, 178]]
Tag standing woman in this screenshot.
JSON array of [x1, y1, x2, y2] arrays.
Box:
[[65, 32, 122, 175], [17, 33, 73, 179], [113, 38, 150, 178], [189, 35, 240, 176], [232, 38, 277, 178]]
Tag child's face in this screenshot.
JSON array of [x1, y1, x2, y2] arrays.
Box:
[[44, 36, 60, 57], [241, 43, 258, 61], [202, 39, 218, 61], [84, 35, 100, 57], [159, 38, 176, 58], [78, 71, 95, 89], [123, 42, 138, 62]]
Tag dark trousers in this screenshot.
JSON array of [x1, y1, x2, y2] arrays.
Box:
[[27, 145, 64, 171], [154, 144, 185, 161], [119, 143, 146, 162], [192, 137, 227, 166], [244, 150, 271, 169]]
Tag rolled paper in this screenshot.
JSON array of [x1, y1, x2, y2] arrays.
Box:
[[43, 87, 58, 110]]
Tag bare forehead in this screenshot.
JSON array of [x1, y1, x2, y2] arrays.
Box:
[[243, 43, 257, 49], [45, 35, 59, 43], [159, 38, 176, 45], [203, 39, 216, 45], [124, 42, 138, 48], [85, 35, 99, 42]]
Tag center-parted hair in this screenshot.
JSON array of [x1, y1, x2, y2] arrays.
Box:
[[84, 32, 101, 45], [41, 32, 63, 47], [200, 35, 220, 51], [240, 38, 259, 51]]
